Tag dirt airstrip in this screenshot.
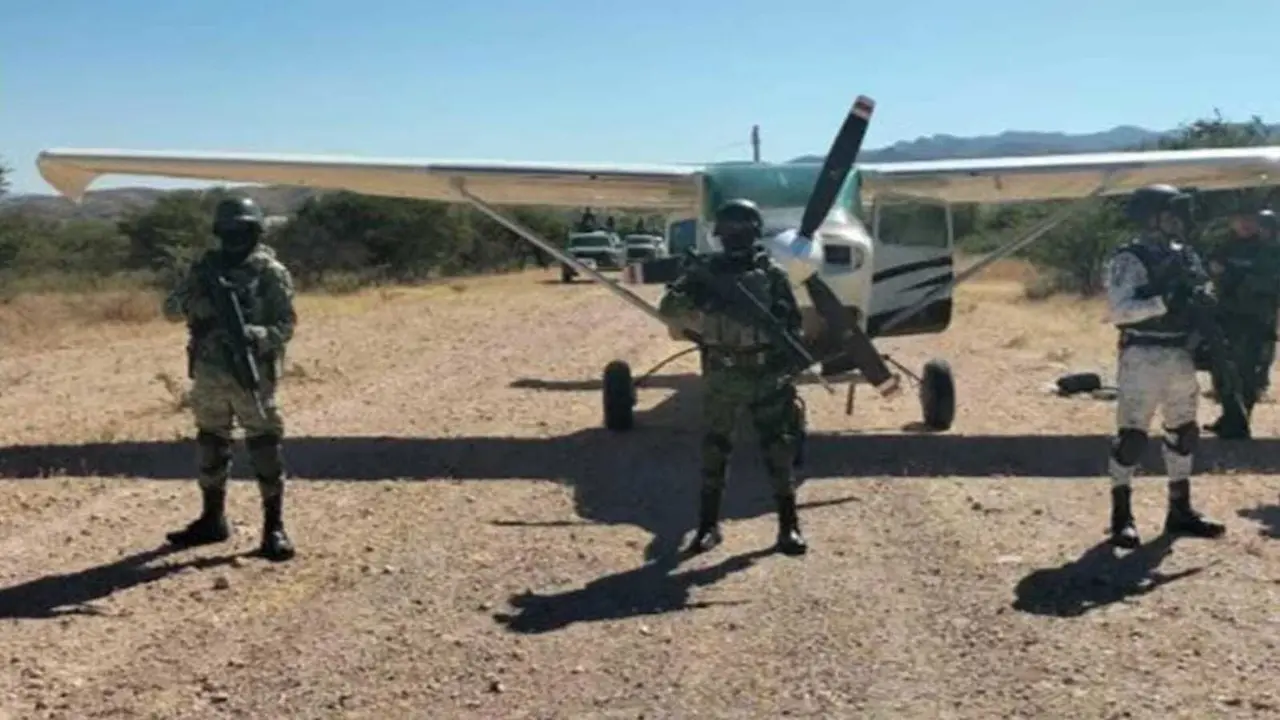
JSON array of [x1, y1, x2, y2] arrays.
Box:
[[0, 266, 1278, 719]]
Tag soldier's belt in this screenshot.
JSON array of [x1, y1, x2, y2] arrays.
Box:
[[1119, 331, 1190, 349], [703, 347, 774, 368]]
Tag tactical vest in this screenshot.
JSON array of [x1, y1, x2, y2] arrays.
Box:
[[1113, 239, 1196, 346], [699, 254, 777, 351], [187, 250, 270, 367]]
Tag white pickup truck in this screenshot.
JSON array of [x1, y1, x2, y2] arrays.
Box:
[[560, 230, 627, 283]]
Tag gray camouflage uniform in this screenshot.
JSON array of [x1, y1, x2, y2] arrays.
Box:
[[1102, 184, 1226, 549]]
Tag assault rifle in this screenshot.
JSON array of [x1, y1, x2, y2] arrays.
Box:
[[1155, 266, 1249, 425], [677, 249, 831, 392], [194, 262, 267, 418]]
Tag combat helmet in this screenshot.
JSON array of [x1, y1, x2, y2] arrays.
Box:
[[1124, 184, 1194, 239], [212, 195, 265, 262], [713, 198, 763, 255]]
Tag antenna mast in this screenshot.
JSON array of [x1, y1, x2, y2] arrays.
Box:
[[751, 124, 761, 162]]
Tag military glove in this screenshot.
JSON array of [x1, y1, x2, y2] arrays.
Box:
[[244, 325, 270, 353]]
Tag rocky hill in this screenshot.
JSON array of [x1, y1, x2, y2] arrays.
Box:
[[6, 123, 1277, 221]]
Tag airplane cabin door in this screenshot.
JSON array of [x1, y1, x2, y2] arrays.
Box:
[[867, 196, 955, 338]]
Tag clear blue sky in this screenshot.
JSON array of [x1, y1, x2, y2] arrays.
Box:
[[3, 0, 1278, 195]]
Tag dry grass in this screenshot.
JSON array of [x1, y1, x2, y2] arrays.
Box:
[[0, 268, 549, 352], [0, 260, 1277, 717]]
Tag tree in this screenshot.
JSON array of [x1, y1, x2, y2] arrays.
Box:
[[0, 156, 10, 199], [959, 110, 1278, 297], [116, 189, 216, 278]]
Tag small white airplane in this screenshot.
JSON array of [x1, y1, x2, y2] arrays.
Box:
[[35, 95, 1280, 434]]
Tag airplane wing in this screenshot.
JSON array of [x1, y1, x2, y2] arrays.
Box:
[[36, 149, 702, 211], [860, 146, 1280, 204]]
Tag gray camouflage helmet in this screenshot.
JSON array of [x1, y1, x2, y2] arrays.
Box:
[[1123, 184, 1190, 223], [1124, 184, 1195, 239]]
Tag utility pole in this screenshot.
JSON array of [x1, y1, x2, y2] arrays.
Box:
[[751, 124, 761, 163]]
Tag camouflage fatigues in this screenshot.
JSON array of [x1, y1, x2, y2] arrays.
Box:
[[658, 251, 804, 497], [1105, 237, 1204, 489], [164, 244, 296, 498], [1207, 234, 1280, 421], [1099, 185, 1226, 549]]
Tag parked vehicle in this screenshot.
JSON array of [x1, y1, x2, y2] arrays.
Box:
[[622, 233, 667, 263], [561, 230, 626, 283]]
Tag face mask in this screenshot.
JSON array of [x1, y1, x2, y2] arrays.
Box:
[[217, 223, 260, 263]]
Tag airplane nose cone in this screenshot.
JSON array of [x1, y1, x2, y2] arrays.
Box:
[[765, 228, 821, 282]]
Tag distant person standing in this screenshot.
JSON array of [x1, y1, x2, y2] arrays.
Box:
[[1258, 209, 1279, 395], [162, 195, 298, 561], [1204, 208, 1280, 439]]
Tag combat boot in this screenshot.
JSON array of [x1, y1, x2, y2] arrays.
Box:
[[166, 486, 232, 547], [1108, 485, 1140, 549], [775, 493, 807, 555], [258, 488, 296, 561], [1209, 406, 1251, 440], [682, 488, 723, 555], [1164, 479, 1226, 539]]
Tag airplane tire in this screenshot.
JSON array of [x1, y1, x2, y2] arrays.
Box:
[[561, 265, 575, 283], [603, 360, 636, 431], [919, 359, 955, 431]]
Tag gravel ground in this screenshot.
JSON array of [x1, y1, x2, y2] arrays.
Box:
[[0, 269, 1277, 719]]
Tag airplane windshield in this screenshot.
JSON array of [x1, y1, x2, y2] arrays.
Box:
[[705, 164, 822, 209], [703, 163, 863, 237]]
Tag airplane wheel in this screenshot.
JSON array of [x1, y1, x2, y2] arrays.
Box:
[[561, 265, 575, 283], [919, 359, 955, 431], [603, 360, 636, 431]]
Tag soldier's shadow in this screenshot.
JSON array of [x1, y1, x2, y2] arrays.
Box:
[[0, 545, 244, 620], [493, 546, 772, 635], [1010, 534, 1208, 618], [1237, 502, 1280, 538]]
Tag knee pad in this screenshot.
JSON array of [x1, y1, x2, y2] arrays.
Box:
[[196, 430, 232, 474], [1110, 428, 1147, 466], [245, 432, 285, 478], [1163, 421, 1198, 456]]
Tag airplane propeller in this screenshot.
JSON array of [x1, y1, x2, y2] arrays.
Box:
[[785, 96, 899, 393]]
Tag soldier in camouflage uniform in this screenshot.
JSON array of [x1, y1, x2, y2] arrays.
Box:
[[1258, 209, 1279, 395], [1102, 184, 1225, 549], [162, 195, 298, 561], [658, 198, 808, 556], [1205, 208, 1280, 438]]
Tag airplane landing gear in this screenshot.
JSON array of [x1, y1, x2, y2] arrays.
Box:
[[600, 347, 699, 431], [918, 358, 955, 431], [843, 355, 956, 432], [602, 360, 636, 431]]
